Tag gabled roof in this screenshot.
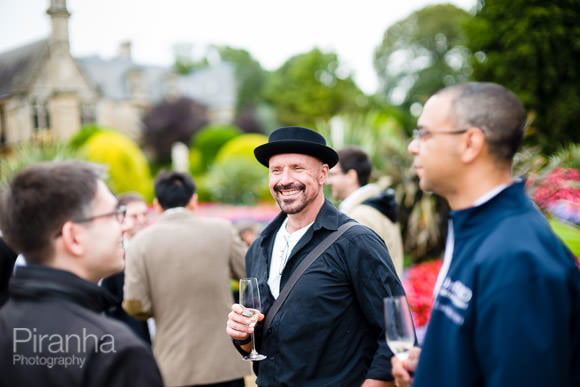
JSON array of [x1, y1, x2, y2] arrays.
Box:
[[0, 40, 49, 99], [179, 63, 236, 109], [0, 40, 236, 111], [77, 56, 169, 102]]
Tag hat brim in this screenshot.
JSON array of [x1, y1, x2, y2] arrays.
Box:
[[254, 140, 338, 168]]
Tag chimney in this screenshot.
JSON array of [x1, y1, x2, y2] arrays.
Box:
[[118, 41, 133, 60], [46, 0, 71, 53]]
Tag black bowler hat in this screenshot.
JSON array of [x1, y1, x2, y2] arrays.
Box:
[[254, 126, 338, 168]]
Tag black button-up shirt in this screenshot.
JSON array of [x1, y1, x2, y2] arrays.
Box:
[[243, 200, 405, 386]]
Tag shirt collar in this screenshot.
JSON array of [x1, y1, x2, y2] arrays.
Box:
[[472, 177, 521, 207], [262, 199, 342, 237], [339, 184, 375, 211]]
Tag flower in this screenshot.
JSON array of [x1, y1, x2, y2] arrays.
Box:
[[529, 167, 580, 266], [530, 167, 580, 225], [403, 259, 443, 328]]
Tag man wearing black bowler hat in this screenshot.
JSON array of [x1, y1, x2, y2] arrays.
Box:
[[226, 126, 407, 386]]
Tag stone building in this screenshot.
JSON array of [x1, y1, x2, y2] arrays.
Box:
[[0, 0, 235, 148]]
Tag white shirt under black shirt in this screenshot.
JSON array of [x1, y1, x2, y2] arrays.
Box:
[[268, 217, 313, 298]]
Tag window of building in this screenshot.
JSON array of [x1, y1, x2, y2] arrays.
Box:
[[32, 99, 50, 132], [81, 103, 96, 125]]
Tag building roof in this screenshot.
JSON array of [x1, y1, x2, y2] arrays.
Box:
[[0, 40, 48, 99], [179, 63, 236, 109], [77, 55, 169, 103], [0, 41, 236, 111]]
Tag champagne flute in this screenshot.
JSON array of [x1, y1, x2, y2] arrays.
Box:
[[384, 295, 416, 361], [239, 277, 267, 361]]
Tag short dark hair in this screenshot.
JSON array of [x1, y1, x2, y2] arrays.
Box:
[[438, 82, 526, 164], [154, 171, 196, 210], [0, 160, 106, 264], [118, 191, 146, 207], [337, 146, 372, 187]]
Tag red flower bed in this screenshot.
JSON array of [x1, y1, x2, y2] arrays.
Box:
[[403, 259, 443, 328], [530, 167, 580, 212]]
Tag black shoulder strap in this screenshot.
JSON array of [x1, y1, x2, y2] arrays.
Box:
[[263, 221, 357, 332]]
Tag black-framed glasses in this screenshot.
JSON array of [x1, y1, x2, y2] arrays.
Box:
[[72, 205, 127, 224], [412, 128, 469, 141]]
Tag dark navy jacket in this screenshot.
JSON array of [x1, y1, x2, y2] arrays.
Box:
[[243, 200, 405, 386], [0, 265, 163, 387], [414, 180, 580, 386]]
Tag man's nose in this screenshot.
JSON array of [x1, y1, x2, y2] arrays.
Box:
[[278, 169, 294, 184], [408, 138, 419, 155], [120, 219, 133, 233]]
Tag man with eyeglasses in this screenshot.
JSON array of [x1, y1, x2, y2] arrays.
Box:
[[0, 161, 163, 386], [391, 82, 580, 386]]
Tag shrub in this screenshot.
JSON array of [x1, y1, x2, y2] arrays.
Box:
[[81, 131, 153, 201], [69, 124, 107, 149], [214, 133, 268, 164], [202, 133, 269, 204], [188, 147, 203, 175], [191, 124, 242, 171], [0, 141, 81, 188], [204, 156, 270, 205]]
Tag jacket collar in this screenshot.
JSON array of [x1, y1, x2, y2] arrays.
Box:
[[10, 265, 118, 313], [260, 199, 342, 238], [450, 179, 532, 238]]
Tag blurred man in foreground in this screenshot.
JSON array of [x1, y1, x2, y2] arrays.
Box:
[[392, 82, 580, 386], [0, 161, 163, 386]]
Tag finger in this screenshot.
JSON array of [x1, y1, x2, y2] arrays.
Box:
[[232, 303, 244, 314], [226, 326, 250, 340], [391, 356, 411, 386], [403, 347, 420, 374], [226, 320, 253, 338], [227, 314, 255, 334]]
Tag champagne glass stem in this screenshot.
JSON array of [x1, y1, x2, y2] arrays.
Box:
[[250, 333, 257, 355]]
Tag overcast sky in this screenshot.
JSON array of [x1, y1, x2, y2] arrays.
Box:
[[0, 0, 476, 93]]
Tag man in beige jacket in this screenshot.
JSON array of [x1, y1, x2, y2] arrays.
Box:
[[327, 146, 404, 276], [124, 170, 249, 387]]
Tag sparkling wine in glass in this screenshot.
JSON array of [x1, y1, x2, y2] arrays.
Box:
[[239, 277, 267, 361], [384, 295, 416, 361]]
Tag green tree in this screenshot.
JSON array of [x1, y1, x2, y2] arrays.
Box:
[[465, 0, 580, 153], [374, 4, 472, 109], [264, 48, 366, 127], [215, 46, 267, 115], [172, 43, 209, 75]]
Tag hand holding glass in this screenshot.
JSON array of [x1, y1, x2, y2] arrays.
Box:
[[384, 296, 415, 361], [239, 277, 267, 361]]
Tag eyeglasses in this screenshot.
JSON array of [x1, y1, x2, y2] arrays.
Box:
[[412, 128, 469, 141], [72, 205, 127, 224]]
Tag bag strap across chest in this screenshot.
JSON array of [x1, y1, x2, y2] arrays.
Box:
[[263, 221, 357, 332]]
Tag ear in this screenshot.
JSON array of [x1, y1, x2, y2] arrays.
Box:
[[461, 127, 486, 164], [319, 164, 330, 184], [346, 169, 358, 184], [59, 221, 85, 257], [186, 193, 198, 211]]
